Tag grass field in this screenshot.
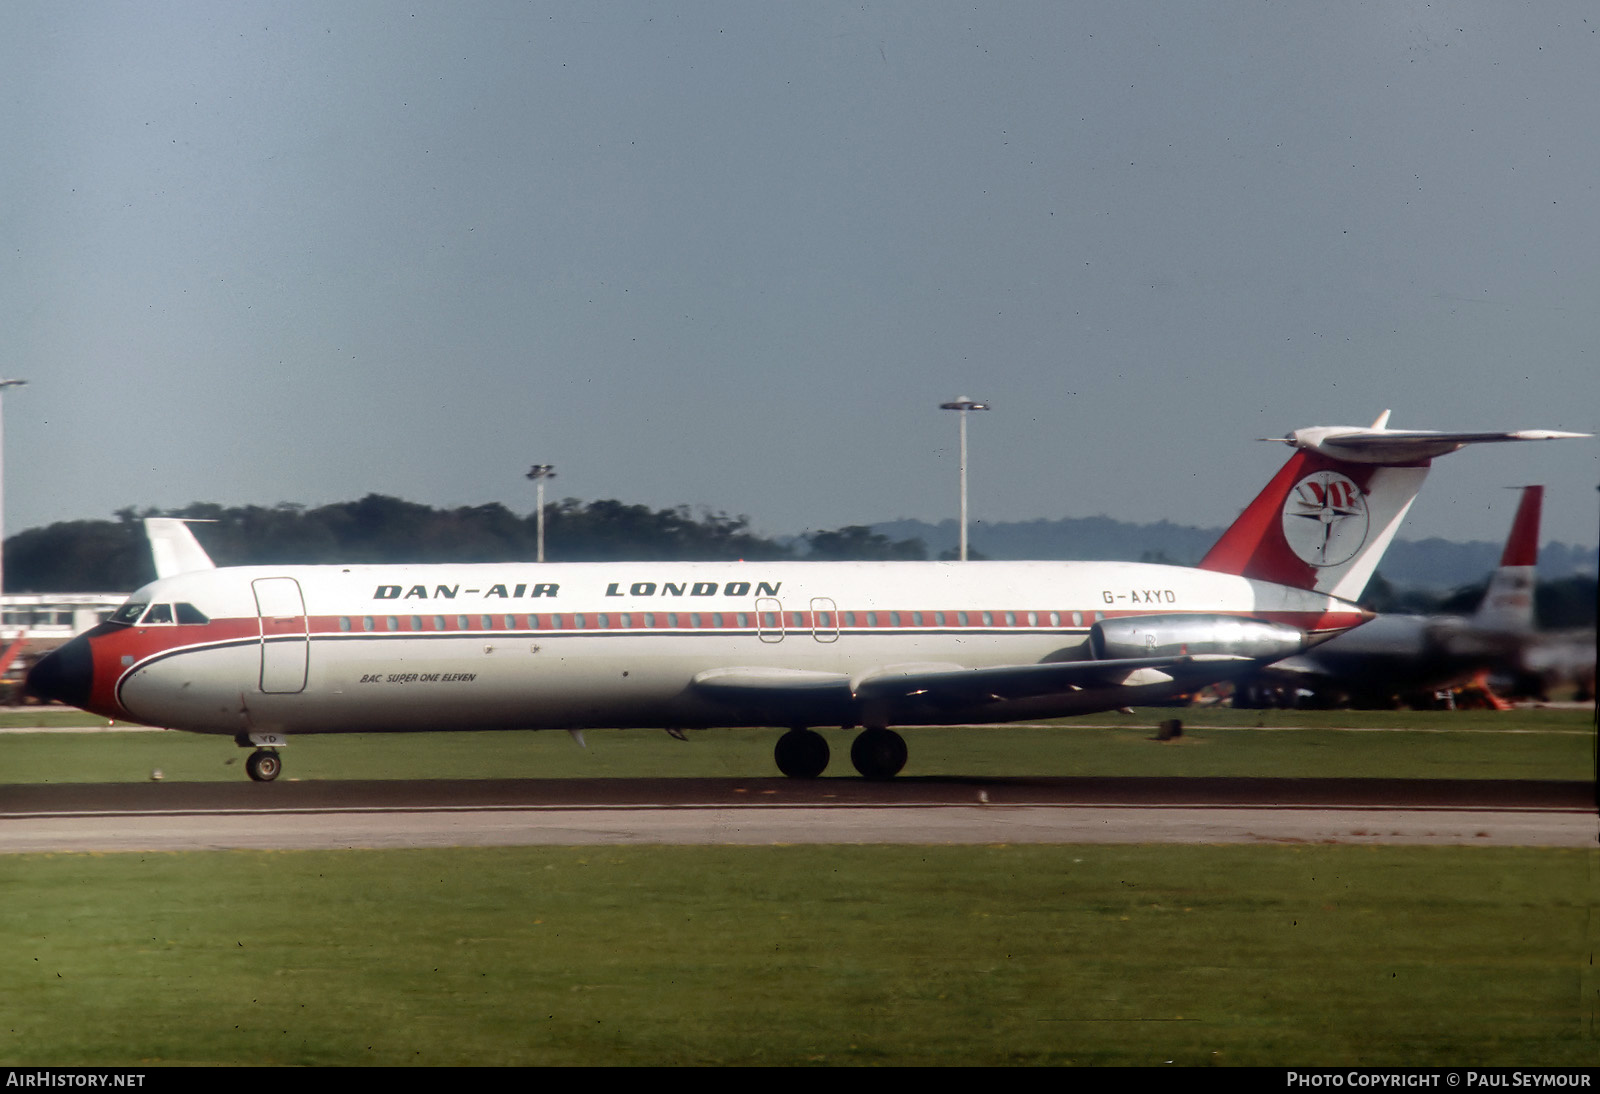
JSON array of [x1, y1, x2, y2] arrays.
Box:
[[2, 844, 1595, 1066], [0, 705, 1591, 783], [2, 707, 1594, 1066]]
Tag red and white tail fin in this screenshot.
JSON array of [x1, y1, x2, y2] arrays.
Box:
[[1471, 485, 1542, 634], [1199, 414, 1586, 602]]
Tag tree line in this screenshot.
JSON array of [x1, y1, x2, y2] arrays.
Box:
[[4, 494, 1591, 629], [2, 495, 930, 593]]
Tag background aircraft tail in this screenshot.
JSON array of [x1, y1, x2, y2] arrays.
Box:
[[1470, 485, 1541, 634], [144, 518, 217, 578], [1198, 414, 1584, 602]]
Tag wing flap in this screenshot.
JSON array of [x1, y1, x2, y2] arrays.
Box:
[[852, 655, 1254, 703], [691, 656, 1256, 710], [691, 667, 853, 699]]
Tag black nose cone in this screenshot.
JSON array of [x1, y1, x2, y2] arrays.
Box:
[[27, 636, 93, 708]]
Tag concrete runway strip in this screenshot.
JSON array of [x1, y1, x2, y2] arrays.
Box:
[[1, 777, 1593, 852]]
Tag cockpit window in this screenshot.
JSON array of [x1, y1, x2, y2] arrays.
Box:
[[141, 604, 174, 625], [109, 602, 148, 626], [175, 603, 209, 625]]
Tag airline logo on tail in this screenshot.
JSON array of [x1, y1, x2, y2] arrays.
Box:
[[1283, 471, 1369, 567], [1201, 411, 1588, 601]]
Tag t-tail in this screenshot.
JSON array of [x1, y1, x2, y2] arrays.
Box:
[[1471, 485, 1542, 634], [1198, 412, 1585, 602]]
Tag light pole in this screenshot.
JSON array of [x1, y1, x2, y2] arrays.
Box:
[[0, 379, 25, 610], [939, 397, 989, 561], [525, 464, 556, 562]]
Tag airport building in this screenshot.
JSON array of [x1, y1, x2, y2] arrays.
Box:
[[1, 593, 124, 646], [0, 593, 124, 702]]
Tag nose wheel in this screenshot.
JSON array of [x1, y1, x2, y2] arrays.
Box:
[[245, 749, 282, 783]]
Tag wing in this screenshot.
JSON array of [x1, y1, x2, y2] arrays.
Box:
[[692, 655, 1255, 716]]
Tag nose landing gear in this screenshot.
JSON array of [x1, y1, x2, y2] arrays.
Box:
[[236, 732, 288, 782], [245, 749, 282, 782]]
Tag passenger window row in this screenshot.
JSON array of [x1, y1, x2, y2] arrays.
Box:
[[327, 610, 1097, 632]]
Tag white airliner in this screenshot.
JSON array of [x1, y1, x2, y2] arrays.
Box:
[[26, 414, 1586, 781]]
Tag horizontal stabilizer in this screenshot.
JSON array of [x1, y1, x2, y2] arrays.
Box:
[[1269, 420, 1589, 465]]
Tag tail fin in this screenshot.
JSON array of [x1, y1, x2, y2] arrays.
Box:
[[1199, 413, 1586, 601], [144, 518, 217, 578], [1471, 485, 1542, 633]]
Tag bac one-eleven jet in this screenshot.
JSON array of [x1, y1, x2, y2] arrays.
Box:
[[27, 413, 1586, 781]]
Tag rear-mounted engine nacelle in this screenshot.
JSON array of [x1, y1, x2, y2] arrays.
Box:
[[1090, 614, 1307, 661]]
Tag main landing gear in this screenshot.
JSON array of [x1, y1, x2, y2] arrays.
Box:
[[850, 727, 908, 781], [774, 726, 908, 780], [775, 728, 829, 779]]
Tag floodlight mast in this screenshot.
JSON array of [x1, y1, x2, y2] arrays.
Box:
[[0, 379, 26, 604], [938, 397, 989, 561], [525, 464, 556, 563]]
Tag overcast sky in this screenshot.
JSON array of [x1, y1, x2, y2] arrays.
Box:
[[4, 2, 1596, 552]]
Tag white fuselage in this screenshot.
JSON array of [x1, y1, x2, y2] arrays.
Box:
[[71, 559, 1360, 737]]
